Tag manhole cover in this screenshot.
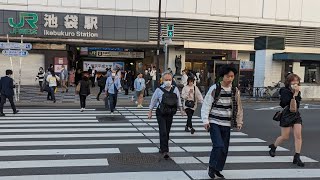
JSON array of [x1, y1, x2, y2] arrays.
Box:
[[109, 153, 160, 165]]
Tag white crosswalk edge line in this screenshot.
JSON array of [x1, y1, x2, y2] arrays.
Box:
[[0, 171, 191, 180], [186, 169, 320, 179], [197, 156, 318, 163], [0, 139, 152, 147], [183, 146, 289, 152], [0, 148, 120, 156], [0, 159, 108, 169], [0, 133, 144, 139]]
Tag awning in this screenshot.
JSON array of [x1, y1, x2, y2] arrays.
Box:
[[273, 53, 320, 61]]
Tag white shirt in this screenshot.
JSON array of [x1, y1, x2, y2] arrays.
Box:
[[150, 70, 156, 80]]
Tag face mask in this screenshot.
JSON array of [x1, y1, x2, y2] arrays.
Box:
[[112, 73, 116, 77], [163, 80, 172, 87], [291, 84, 296, 89]]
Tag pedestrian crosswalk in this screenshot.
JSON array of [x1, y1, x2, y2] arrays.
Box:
[[0, 107, 319, 179]]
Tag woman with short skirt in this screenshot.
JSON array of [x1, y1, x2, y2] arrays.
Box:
[[268, 73, 304, 167]]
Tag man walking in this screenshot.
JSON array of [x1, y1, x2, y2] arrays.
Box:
[[0, 70, 19, 116], [150, 66, 157, 92], [148, 72, 184, 159], [96, 73, 107, 101], [144, 70, 151, 96], [60, 65, 69, 93], [201, 65, 243, 179], [105, 71, 122, 115]]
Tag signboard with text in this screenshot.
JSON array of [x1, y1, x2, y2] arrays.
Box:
[[83, 61, 124, 72], [0, 10, 150, 41], [0, 42, 32, 50], [2, 50, 28, 57]]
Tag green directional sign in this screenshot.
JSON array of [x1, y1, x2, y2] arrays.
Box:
[[8, 12, 38, 35], [167, 24, 174, 38]]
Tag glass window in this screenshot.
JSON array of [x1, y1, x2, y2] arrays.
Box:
[[304, 64, 320, 84]]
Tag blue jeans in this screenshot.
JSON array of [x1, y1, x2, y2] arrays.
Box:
[[109, 93, 118, 112], [49, 86, 56, 101], [209, 123, 231, 171]]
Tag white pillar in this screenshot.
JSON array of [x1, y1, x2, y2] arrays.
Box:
[[292, 62, 305, 83], [254, 50, 283, 88], [168, 48, 186, 75]]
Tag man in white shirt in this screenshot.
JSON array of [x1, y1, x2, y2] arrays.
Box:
[[150, 66, 157, 92]]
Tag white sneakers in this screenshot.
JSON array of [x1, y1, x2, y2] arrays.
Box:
[[80, 108, 85, 112], [137, 105, 144, 108]]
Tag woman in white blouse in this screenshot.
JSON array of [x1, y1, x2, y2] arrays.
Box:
[[182, 77, 203, 134]]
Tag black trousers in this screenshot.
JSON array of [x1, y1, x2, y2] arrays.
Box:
[[156, 109, 173, 153], [0, 95, 16, 114], [109, 93, 118, 112], [39, 81, 43, 92], [80, 95, 87, 108], [185, 108, 195, 128], [90, 77, 95, 87], [97, 86, 104, 99]]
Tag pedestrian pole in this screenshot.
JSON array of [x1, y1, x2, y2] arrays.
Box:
[[6, 34, 18, 102], [156, 0, 162, 87], [18, 35, 24, 102], [164, 43, 168, 71]]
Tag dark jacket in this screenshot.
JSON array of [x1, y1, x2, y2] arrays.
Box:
[[79, 80, 91, 96], [0, 76, 15, 96], [144, 73, 151, 87], [279, 87, 301, 109]]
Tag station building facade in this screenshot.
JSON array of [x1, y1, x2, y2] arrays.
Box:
[[0, 0, 319, 98]]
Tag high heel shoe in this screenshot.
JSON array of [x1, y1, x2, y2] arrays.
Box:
[[293, 153, 305, 167], [268, 144, 277, 157]]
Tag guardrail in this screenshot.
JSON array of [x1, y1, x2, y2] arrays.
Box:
[[240, 86, 281, 101]]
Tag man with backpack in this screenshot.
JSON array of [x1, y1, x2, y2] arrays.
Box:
[[148, 72, 185, 159], [201, 65, 243, 179]]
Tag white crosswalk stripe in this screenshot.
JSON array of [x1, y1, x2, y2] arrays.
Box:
[[0, 107, 318, 180]]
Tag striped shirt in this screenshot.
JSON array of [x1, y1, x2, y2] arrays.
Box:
[[201, 84, 232, 127], [36, 72, 45, 82]]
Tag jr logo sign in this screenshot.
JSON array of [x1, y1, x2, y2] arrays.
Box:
[[8, 12, 38, 35]]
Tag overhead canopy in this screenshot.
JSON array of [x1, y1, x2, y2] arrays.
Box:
[[273, 53, 320, 61]]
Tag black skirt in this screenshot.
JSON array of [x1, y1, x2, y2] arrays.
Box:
[[280, 110, 302, 127]]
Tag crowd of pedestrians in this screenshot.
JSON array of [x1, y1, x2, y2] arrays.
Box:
[[0, 63, 307, 179]]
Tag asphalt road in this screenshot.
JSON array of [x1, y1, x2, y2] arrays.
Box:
[[0, 102, 319, 180]]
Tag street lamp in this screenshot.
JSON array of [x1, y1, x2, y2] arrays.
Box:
[[156, 0, 161, 87]]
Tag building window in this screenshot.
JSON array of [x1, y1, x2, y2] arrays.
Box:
[[304, 64, 320, 84]]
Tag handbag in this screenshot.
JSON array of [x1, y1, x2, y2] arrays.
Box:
[[273, 105, 288, 122], [280, 106, 298, 127], [185, 86, 195, 108], [76, 82, 81, 94]]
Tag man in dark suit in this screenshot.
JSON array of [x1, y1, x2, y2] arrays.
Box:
[[0, 70, 19, 116]]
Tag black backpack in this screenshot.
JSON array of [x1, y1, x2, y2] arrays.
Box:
[[158, 86, 178, 115], [98, 77, 106, 87]]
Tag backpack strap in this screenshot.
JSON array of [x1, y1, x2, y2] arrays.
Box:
[[170, 86, 176, 93], [159, 87, 167, 93], [211, 82, 221, 106]]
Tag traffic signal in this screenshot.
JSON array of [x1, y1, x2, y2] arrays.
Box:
[[167, 24, 174, 38]]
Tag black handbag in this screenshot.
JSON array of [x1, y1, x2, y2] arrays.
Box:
[[185, 87, 195, 108], [273, 111, 282, 121], [280, 106, 298, 127]]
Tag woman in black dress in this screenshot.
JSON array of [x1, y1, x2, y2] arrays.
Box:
[[268, 73, 304, 167]]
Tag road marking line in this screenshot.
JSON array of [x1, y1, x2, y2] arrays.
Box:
[[182, 146, 289, 152], [0, 123, 134, 128], [0, 171, 190, 180], [197, 156, 318, 163], [186, 169, 320, 179], [0, 159, 108, 169], [139, 147, 185, 153], [0, 128, 139, 133], [0, 133, 144, 139], [0, 148, 120, 156], [0, 139, 152, 147]]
